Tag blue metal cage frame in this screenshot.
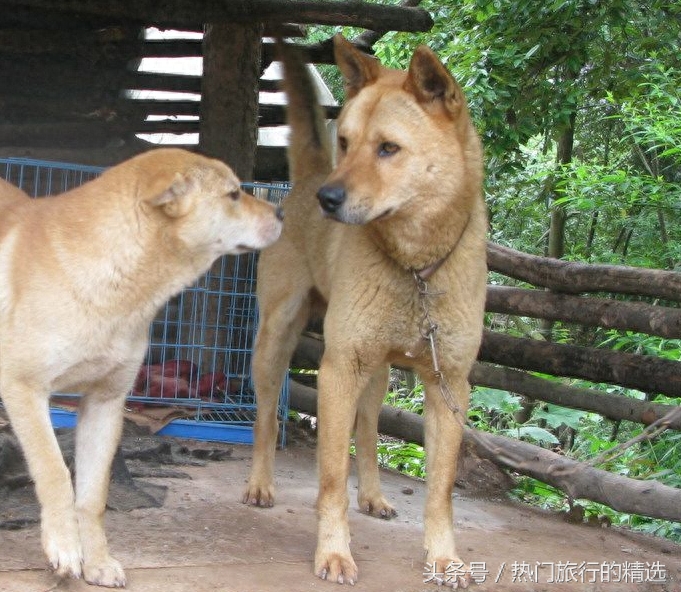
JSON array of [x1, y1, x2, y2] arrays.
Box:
[[0, 157, 290, 445]]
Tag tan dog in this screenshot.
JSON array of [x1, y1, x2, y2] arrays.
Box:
[[0, 177, 30, 204], [244, 37, 487, 587], [0, 148, 283, 587]]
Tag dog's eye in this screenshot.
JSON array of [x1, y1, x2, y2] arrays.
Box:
[[378, 142, 400, 157], [338, 136, 348, 153], [227, 190, 240, 201]]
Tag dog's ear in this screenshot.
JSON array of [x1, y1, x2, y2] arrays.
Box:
[[404, 46, 463, 117], [333, 34, 380, 99], [148, 171, 197, 218]]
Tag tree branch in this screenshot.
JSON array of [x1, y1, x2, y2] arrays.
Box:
[[588, 406, 681, 467]]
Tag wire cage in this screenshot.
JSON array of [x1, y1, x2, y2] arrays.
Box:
[[0, 157, 290, 445]]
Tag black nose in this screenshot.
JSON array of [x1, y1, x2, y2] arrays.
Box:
[[275, 206, 284, 221], [317, 183, 346, 213]]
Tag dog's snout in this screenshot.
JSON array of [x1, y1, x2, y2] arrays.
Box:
[[275, 206, 284, 221], [317, 184, 346, 213]]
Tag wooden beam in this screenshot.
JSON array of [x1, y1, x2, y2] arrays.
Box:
[[486, 285, 681, 339], [141, 38, 339, 65], [3, 0, 434, 32], [134, 101, 340, 122], [124, 71, 202, 94], [0, 121, 130, 149], [0, 25, 141, 54], [479, 329, 681, 398], [199, 22, 262, 179], [469, 363, 681, 429], [488, 242, 681, 301]]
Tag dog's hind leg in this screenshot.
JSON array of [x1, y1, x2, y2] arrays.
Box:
[[355, 364, 397, 519], [0, 384, 82, 579], [75, 388, 128, 587], [244, 275, 312, 507]]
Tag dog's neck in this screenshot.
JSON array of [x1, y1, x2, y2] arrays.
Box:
[[414, 249, 453, 282], [369, 210, 472, 280]]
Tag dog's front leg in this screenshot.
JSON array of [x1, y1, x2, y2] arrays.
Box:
[[314, 351, 367, 585], [75, 390, 128, 588], [422, 372, 471, 589], [0, 384, 83, 579]]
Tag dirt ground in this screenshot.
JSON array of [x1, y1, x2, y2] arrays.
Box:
[[0, 419, 679, 592]]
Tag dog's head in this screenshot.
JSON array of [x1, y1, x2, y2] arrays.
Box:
[[136, 149, 283, 258], [317, 35, 480, 226]]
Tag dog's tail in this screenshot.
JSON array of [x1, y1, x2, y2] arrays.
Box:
[[276, 39, 333, 184]]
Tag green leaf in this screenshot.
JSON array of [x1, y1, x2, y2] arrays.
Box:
[[533, 404, 588, 430], [505, 426, 560, 445], [471, 387, 521, 413]]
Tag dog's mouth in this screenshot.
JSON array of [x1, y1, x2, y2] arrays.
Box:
[[373, 207, 393, 222], [324, 206, 394, 225]]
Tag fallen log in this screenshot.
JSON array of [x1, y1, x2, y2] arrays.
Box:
[[288, 380, 681, 523]]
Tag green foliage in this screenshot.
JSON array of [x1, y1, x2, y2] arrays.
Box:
[[533, 404, 587, 431], [377, 441, 426, 479]]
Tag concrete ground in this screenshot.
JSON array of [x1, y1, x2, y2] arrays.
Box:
[[0, 429, 679, 592]]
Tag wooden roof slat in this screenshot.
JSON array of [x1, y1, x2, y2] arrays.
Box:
[[2, 0, 433, 32]]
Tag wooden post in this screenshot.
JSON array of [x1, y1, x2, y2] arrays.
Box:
[[198, 22, 264, 378], [199, 21, 263, 179]]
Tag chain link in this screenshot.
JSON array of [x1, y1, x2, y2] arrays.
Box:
[[413, 271, 466, 426]]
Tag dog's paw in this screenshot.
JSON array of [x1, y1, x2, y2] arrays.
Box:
[[42, 517, 83, 580], [358, 493, 397, 520], [83, 555, 127, 588], [242, 482, 275, 507], [43, 532, 83, 580], [315, 551, 359, 586]]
